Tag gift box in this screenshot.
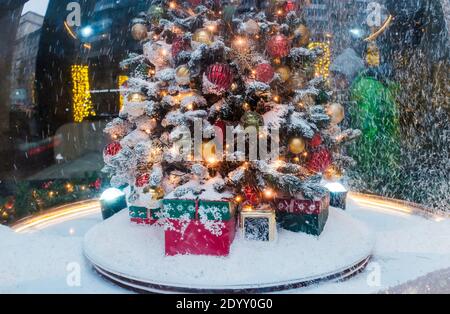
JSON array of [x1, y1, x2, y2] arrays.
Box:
[[129, 205, 161, 225], [240, 209, 277, 242], [163, 198, 236, 256], [275, 194, 330, 236]]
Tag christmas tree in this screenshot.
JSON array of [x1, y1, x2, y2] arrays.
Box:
[[102, 0, 360, 248]]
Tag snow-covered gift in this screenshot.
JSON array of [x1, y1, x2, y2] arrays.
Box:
[[275, 194, 330, 236], [129, 206, 161, 225], [162, 198, 236, 256]]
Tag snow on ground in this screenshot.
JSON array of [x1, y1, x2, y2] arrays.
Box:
[[0, 196, 449, 293], [83, 208, 372, 287]]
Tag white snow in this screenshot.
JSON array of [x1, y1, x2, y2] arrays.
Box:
[[1, 196, 450, 293], [83, 208, 373, 287]]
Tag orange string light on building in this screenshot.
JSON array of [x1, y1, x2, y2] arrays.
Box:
[[71, 65, 96, 123]]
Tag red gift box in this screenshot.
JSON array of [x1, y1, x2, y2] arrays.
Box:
[[164, 199, 236, 256], [165, 218, 236, 256]]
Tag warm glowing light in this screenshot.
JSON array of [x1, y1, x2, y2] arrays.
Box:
[[243, 204, 254, 212], [308, 42, 331, 79], [263, 188, 275, 199], [235, 196, 243, 203], [71, 65, 96, 123], [118, 75, 128, 110], [169, 1, 177, 9], [273, 95, 280, 103], [12, 200, 101, 233]]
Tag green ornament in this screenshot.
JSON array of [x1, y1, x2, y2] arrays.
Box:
[[241, 111, 264, 129], [147, 5, 164, 24]]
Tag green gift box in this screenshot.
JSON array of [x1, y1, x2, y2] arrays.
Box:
[[162, 199, 235, 221], [275, 194, 330, 236], [129, 205, 161, 225]]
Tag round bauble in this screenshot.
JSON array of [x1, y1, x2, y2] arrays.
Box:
[[104, 142, 122, 157], [127, 92, 147, 103], [276, 66, 291, 82], [294, 24, 310, 47], [131, 23, 148, 41], [232, 36, 250, 53], [149, 187, 165, 200], [242, 19, 260, 35], [255, 63, 275, 83], [289, 137, 306, 154], [205, 63, 233, 90], [193, 28, 213, 45], [327, 103, 345, 124], [308, 148, 332, 173], [175, 65, 191, 85], [241, 111, 264, 129], [284, 0, 297, 13], [266, 34, 291, 58]]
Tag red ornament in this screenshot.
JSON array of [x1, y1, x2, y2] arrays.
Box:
[[310, 134, 322, 148], [243, 186, 259, 205], [308, 148, 332, 173], [42, 181, 53, 189], [171, 36, 191, 59], [255, 63, 275, 83], [206, 63, 233, 90], [266, 34, 291, 58], [93, 178, 102, 190], [284, 1, 297, 13], [136, 173, 150, 188], [105, 142, 122, 156]]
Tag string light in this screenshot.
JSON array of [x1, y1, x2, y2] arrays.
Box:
[[169, 1, 177, 9], [263, 188, 275, 199], [118, 75, 128, 110], [308, 42, 331, 79], [71, 65, 96, 123]]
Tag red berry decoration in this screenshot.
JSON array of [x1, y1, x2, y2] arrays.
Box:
[[136, 173, 150, 188], [266, 34, 291, 58], [310, 134, 322, 148], [171, 36, 191, 59], [105, 142, 122, 156], [308, 148, 332, 173], [206, 63, 233, 90], [255, 63, 275, 83]]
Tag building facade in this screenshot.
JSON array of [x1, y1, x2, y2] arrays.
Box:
[[10, 11, 44, 108]]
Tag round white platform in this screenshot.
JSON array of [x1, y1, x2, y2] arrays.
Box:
[[83, 208, 374, 293]]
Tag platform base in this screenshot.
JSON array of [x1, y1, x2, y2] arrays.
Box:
[[84, 208, 374, 293]]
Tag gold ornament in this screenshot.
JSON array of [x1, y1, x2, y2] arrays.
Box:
[[289, 137, 306, 154], [243, 19, 260, 35], [327, 103, 345, 124], [193, 28, 213, 45], [175, 65, 191, 85], [276, 66, 290, 82], [202, 141, 218, 164], [232, 36, 250, 53], [127, 92, 147, 102], [131, 23, 148, 41], [293, 24, 310, 47], [150, 187, 165, 200]]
